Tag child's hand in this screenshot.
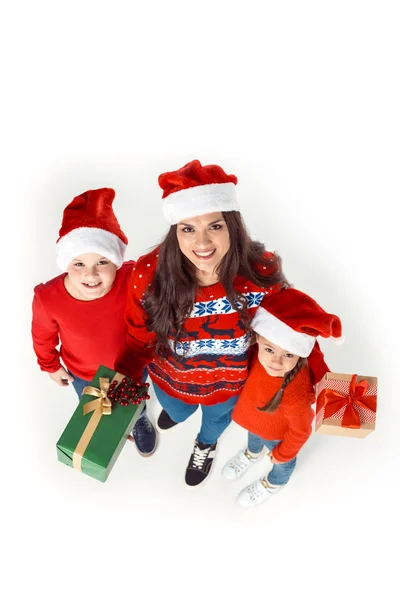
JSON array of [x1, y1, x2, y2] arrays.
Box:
[[49, 367, 74, 387], [268, 451, 284, 465]]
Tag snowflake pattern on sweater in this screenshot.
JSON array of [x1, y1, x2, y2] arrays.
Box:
[[115, 247, 284, 405]]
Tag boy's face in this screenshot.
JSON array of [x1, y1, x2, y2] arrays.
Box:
[[256, 334, 300, 377], [65, 253, 117, 300]]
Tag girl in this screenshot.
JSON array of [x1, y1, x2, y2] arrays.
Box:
[[115, 159, 329, 486], [223, 287, 342, 507]]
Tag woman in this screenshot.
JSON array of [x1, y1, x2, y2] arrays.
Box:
[[116, 159, 328, 486]]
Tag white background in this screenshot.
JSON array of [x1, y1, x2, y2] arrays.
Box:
[[2, 1, 399, 599]]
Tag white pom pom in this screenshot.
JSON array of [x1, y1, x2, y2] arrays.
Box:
[[335, 335, 345, 345]]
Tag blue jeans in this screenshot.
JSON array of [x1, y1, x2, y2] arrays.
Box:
[[152, 382, 238, 445], [70, 374, 90, 399], [69, 371, 148, 418], [247, 432, 297, 486]]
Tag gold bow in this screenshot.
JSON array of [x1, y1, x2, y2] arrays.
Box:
[[82, 377, 113, 416], [72, 373, 124, 471]]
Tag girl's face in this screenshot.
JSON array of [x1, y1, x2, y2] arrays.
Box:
[[176, 212, 230, 284], [256, 334, 300, 377], [65, 253, 117, 300]]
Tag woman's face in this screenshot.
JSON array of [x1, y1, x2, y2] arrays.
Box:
[[176, 212, 230, 282]]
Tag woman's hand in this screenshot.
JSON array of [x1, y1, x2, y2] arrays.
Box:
[[49, 367, 74, 387]]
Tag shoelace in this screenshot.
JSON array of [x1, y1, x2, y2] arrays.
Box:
[[135, 414, 153, 434], [192, 444, 210, 469], [231, 454, 249, 473], [247, 483, 264, 501]]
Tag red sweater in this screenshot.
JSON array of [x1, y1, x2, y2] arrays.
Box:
[[232, 357, 315, 462], [115, 247, 285, 405], [32, 261, 135, 381]]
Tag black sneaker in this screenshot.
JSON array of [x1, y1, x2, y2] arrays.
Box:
[[130, 413, 158, 457], [157, 409, 178, 430], [185, 440, 217, 487]]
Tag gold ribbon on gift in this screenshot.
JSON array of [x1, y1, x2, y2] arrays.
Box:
[[72, 373, 124, 471]]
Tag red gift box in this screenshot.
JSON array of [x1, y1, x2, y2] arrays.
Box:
[[315, 373, 377, 438]]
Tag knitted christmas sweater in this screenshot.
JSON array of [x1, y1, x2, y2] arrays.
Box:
[[32, 261, 135, 381], [232, 357, 315, 462], [115, 247, 284, 406]]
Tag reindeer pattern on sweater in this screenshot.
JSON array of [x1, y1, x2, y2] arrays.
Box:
[[116, 247, 284, 405]]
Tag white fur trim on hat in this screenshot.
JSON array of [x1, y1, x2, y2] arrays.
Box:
[[251, 307, 316, 358], [56, 227, 127, 271], [162, 182, 240, 225]]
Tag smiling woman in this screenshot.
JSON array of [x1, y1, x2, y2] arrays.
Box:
[[115, 159, 330, 488], [176, 213, 231, 286]]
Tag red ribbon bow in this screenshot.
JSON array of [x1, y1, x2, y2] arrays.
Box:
[[321, 375, 377, 429]]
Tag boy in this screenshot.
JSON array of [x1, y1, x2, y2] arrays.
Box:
[[32, 187, 157, 456]]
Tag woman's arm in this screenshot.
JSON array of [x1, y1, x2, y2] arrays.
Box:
[[115, 260, 157, 380]]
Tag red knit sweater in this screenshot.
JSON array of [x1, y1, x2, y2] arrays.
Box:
[[115, 247, 284, 405], [232, 357, 315, 462], [32, 261, 135, 381]]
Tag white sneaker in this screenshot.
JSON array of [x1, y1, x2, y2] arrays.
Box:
[[237, 477, 283, 508], [222, 448, 263, 481]]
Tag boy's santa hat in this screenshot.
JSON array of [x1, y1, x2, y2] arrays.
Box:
[[159, 159, 240, 224], [251, 288, 343, 357], [56, 188, 128, 271]]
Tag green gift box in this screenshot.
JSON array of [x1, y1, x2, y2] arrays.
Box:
[[56, 365, 145, 483]]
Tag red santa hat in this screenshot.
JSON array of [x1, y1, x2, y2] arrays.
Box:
[[56, 188, 128, 271], [159, 159, 240, 224], [251, 288, 343, 357]]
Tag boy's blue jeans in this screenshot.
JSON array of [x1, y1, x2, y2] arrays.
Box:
[[152, 382, 238, 445], [70, 374, 90, 399], [247, 431, 297, 486]]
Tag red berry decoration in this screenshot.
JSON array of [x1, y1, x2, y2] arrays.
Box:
[[108, 377, 149, 407]]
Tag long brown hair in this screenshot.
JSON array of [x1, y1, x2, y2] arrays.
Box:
[[257, 357, 307, 413], [143, 211, 288, 357]]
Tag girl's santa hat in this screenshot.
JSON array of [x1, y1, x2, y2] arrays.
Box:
[[56, 188, 128, 271], [159, 159, 240, 224], [251, 288, 343, 357]]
